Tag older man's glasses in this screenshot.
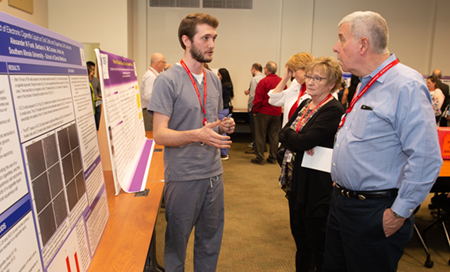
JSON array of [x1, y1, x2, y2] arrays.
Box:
[[305, 75, 325, 83]]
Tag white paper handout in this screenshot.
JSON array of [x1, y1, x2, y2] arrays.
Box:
[[301, 147, 333, 173]]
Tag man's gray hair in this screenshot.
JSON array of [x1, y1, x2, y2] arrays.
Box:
[[265, 61, 277, 74], [339, 11, 389, 55], [432, 69, 442, 79]]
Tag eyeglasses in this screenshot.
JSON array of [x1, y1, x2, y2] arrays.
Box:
[[305, 75, 325, 83]]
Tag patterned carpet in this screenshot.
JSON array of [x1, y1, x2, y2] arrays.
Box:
[[154, 134, 450, 272]]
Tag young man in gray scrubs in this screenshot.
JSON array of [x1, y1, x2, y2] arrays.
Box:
[[148, 13, 235, 272]]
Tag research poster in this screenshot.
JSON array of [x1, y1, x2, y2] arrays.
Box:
[[95, 49, 153, 195], [0, 11, 109, 272]]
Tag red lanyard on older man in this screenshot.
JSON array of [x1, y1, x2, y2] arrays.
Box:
[[338, 58, 399, 130]]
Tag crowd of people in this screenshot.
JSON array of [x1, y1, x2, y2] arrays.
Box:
[[140, 10, 443, 272]]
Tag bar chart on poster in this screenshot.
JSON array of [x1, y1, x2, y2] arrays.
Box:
[[0, 11, 109, 272]]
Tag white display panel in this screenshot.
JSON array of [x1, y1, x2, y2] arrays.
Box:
[[0, 11, 109, 272]]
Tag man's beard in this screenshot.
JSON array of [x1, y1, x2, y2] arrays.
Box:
[[190, 43, 212, 63]]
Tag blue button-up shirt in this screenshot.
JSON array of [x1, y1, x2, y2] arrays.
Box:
[[331, 54, 443, 218]]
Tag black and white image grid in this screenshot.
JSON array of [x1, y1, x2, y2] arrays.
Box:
[[24, 123, 86, 246]]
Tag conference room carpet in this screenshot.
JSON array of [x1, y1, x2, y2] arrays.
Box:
[[153, 133, 450, 272]]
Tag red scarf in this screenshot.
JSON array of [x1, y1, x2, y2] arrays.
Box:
[[288, 83, 307, 119]]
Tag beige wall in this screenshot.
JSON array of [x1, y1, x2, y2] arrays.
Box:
[[0, 0, 48, 28], [6, 0, 448, 110], [48, 0, 129, 57], [141, 0, 450, 110]]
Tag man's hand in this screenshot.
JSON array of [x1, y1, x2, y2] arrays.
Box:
[[383, 208, 406, 237], [244, 89, 250, 95], [305, 148, 315, 156], [219, 116, 235, 135], [199, 120, 232, 148]]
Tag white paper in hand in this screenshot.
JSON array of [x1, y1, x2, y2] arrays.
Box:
[[301, 147, 333, 173]]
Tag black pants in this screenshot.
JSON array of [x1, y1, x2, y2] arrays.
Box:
[[95, 105, 101, 131], [323, 189, 414, 272], [289, 194, 327, 272], [254, 112, 280, 160], [249, 110, 255, 143]]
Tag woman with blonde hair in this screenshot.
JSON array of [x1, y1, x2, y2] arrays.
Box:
[[268, 52, 314, 127], [278, 56, 344, 271]]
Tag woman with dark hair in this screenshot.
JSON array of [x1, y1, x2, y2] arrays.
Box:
[[427, 75, 445, 124], [217, 68, 234, 160]]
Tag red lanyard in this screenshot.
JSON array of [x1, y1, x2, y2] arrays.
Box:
[[338, 59, 399, 129], [288, 83, 307, 119], [149, 68, 158, 77], [180, 60, 208, 126], [296, 93, 332, 132]]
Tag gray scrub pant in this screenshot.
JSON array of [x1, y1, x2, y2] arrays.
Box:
[[164, 175, 224, 272]]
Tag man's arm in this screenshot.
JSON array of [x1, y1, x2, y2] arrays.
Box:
[[153, 112, 232, 148], [383, 81, 442, 237]]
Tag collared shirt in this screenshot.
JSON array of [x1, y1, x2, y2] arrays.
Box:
[[141, 67, 159, 109], [248, 72, 265, 111], [268, 79, 310, 127], [331, 54, 442, 218], [252, 73, 284, 116]]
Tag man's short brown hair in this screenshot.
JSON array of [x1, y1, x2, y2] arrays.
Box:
[[178, 13, 219, 50], [252, 63, 262, 72]]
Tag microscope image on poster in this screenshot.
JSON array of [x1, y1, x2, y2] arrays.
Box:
[[25, 123, 86, 246]]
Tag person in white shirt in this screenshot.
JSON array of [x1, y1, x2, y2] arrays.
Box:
[[141, 52, 166, 131], [268, 52, 314, 127], [244, 63, 264, 152], [426, 75, 445, 124]]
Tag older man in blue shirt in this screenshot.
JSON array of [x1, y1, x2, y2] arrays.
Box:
[[324, 11, 442, 272]]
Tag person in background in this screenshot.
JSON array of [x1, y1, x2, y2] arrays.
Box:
[[325, 11, 442, 272], [149, 13, 235, 272], [141, 52, 166, 131], [244, 63, 265, 154], [337, 79, 349, 110], [346, 74, 360, 105], [252, 61, 285, 165], [268, 52, 314, 127], [426, 75, 445, 124], [432, 69, 450, 127], [87, 61, 102, 130], [217, 68, 234, 160], [278, 56, 344, 271]]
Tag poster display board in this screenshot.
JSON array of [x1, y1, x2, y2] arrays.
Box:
[[0, 11, 109, 272], [95, 49, 153, 195]]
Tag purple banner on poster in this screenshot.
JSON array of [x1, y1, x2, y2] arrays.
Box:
[[98, 49, 137, 86], [0, 20, 82, 65], [0, 62, 6, 73]]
